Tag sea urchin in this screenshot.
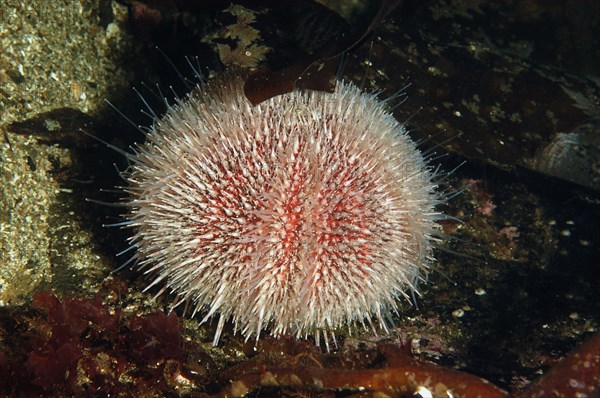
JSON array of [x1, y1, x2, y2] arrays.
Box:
[[123, 76, 445, 347]]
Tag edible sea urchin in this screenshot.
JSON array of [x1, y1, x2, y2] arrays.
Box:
[[123, 76, 445, 347]]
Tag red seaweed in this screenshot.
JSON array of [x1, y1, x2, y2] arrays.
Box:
[[1, 291, 203, 396], [1, 291, 599, 396]]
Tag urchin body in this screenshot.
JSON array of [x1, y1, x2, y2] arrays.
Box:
[[124, 77, 443, 346]]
